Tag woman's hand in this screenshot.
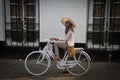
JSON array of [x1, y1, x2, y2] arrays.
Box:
[[52, 37, 59, 41]]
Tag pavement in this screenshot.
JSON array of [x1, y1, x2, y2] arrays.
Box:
[[0, 59, 120, 80]]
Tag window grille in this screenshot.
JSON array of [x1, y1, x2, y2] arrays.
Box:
[[4, 0, 40, 47], [87, 0, 120, 50]]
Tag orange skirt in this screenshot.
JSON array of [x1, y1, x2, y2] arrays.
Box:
[[67, 46, 75, 57]]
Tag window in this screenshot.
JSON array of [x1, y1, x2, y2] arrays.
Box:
[[5, 0, 40, 46], [87, 0, 120, 50]]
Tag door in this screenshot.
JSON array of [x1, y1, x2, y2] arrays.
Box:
[[5, 0, 40, 46], [87, 0, 120, 50]]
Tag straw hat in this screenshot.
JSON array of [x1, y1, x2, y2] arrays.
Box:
[[61, 17, 76, 28]]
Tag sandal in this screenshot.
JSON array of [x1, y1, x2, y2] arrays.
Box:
[[54, 56, 60, 61]]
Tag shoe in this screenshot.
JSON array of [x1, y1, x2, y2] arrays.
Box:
[[62, 70, 69, 74]]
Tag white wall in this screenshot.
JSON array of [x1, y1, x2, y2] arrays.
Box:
[[0, 0, 5, 41], [40, 0, 88, 43]]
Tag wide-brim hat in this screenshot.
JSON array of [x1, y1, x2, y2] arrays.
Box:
[[61, 17, 76, 28]]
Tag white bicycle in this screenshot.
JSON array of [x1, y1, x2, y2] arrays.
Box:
[[25, 39, 91, 76]]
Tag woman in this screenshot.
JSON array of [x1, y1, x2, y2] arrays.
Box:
[[53, 17, 76, 60]]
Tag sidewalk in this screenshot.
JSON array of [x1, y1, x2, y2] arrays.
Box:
[[0, 59, 120, 80]]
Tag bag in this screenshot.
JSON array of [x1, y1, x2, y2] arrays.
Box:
[[67, 46, 75, 57]]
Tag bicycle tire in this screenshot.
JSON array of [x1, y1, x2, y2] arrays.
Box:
[[25, 51, 51, 76], [66, 51, 91, 76]]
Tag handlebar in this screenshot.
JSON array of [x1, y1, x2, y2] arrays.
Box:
[[50, 38, 55, 41], [45, 38, 55, 44]]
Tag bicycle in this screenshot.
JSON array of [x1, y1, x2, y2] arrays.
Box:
[[25, 38, 91, 76]]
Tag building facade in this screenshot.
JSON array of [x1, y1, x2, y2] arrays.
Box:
[[0, 0, 120, 51]]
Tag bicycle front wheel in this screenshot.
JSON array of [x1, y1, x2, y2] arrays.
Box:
[[25, 51, 51, 76], [66, 51, 91, 76]]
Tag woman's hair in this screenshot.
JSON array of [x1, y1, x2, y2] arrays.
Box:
[[66, 21, 73, 27], [65, 21, 74, 34]]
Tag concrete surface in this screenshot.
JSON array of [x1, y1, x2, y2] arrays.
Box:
[[0, 59, 120, 80]]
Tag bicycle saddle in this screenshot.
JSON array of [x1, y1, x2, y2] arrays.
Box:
[[75, 48, 84, 52]]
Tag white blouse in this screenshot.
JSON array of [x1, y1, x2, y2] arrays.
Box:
[[59, 30, 74, 46]]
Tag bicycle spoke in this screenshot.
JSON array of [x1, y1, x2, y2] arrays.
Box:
[[37, 55, 42, 62], [37, 62, 48, 67], [81, 58, 87, 62], [78, 63, 87, 72], [78, 53, 81, 61]]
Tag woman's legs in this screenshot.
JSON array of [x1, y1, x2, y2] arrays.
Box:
[[54, 42, 67, 60], [54, 42, 69, 73]]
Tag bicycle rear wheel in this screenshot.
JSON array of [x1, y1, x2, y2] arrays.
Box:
[[66, 51, 90, 76], [25, 51, 51, 76]]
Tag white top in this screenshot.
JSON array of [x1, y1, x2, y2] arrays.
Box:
[[59, 30, 74, 46]]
